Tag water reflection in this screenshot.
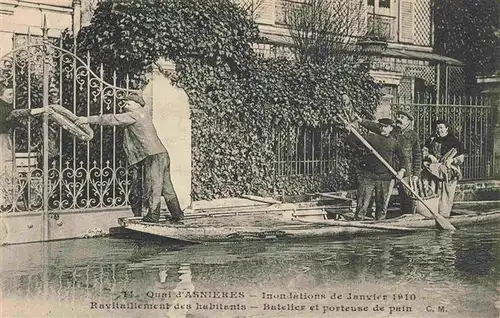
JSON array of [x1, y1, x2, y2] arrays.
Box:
[[1, 225, 499, 317]]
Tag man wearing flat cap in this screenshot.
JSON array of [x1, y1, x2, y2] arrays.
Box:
[[347, 118, 408, 221], [75, 93, 184, 223], [356, 110, 421, 216]]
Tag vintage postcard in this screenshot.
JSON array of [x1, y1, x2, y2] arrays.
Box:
[[1, 0, 499, 317]]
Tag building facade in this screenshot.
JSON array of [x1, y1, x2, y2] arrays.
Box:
[[248, 0, 465, 112], [0, 0, 81, 57]]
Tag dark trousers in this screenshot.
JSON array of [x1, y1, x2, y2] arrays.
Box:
[[356, 175, 392, 221], [129, 152, 180, 218], [397, 177, 415, 215], [130, 163, 145, 217]]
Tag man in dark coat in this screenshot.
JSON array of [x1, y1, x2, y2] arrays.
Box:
[[75, 93, 184, 223], [347, 118, 408, 221], [356, 110, 421, 215]]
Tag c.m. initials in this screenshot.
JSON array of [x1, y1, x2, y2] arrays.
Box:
[[437, 306, 447, 313], [426, 305, 447, 313]]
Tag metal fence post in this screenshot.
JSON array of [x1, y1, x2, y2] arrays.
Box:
[[490, 93, 500, 178], [42, 16, 50, 241]]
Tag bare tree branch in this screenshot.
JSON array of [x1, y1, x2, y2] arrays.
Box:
[[235, 0, 265, 20], [283, 0, 366, 65]]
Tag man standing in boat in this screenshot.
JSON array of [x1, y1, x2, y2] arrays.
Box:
[[75, 93, 184, 224], [346, 118, 408, 221], [355, 110, 421, 216]]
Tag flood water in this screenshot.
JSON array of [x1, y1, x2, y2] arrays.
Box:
[[1, 224, 499, 318]]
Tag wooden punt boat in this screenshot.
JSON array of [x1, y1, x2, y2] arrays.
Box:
[[117, 195, 500, 243]]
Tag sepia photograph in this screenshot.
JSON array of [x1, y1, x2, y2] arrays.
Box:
[[0, 0, 499, 317]]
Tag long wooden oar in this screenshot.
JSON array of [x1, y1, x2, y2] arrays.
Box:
[[341, 117, 456, 231]]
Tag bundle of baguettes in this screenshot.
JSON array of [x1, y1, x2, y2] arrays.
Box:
[[47, 105, 94, 141]]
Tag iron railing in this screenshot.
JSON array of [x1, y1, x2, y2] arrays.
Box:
[[0, 25, 138, 219], [367, 13, 396, 42], [392, 93, 495, 180], [272, 94, 495, 182], [272, 125, 340, 177]]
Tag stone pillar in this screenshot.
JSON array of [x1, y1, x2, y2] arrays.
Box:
[[369, 71, 402, 119], [0, 32, 13, 58], [375, 93, 394, 119], [72, 0, 82, 34], [143, 63, 192, 210], [477, 75, 500, 178], [491, 91, 500, 178]]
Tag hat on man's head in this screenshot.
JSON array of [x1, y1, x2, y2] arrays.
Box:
[[123, 93, 145, 107], [434, 119, 448, 127], [378, 118, 394, 126], [396, 110, 414, 121]]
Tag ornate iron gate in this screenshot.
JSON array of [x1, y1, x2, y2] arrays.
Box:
[[0, 26, 137, 240]]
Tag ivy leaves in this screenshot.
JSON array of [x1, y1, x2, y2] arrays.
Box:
[[77, 0, 259, 86], [183, 57, 380, 199]]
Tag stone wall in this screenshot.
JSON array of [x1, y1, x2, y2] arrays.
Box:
[[455, 180, 500, 202], [143, 66, 192, 211]]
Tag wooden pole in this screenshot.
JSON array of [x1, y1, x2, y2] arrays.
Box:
[[295, 218, 432, 233]]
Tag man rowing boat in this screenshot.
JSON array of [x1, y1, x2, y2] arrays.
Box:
[[346, 117, 408, 221], [355, 110, 421, 216]]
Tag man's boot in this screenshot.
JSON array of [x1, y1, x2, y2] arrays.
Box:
[[142, 205, 161, 223], [375, 209, 387, 221], [166, 197, 184, 223]]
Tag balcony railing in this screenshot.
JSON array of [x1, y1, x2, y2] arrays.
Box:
[[366, 13, 396, 42]]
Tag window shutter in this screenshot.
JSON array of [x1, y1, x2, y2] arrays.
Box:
[[274, 0, 286, 25], [274, 0, 305, 25], [254, 0, 275, 24], [399, 0, 414, 43]]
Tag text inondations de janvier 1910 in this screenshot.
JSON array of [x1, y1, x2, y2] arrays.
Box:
[[88, 290, 449, 315]]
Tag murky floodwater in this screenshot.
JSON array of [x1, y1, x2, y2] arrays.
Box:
[[1, 224, 499, 318]]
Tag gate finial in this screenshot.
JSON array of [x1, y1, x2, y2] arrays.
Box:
[[42, 14, 48, 40]]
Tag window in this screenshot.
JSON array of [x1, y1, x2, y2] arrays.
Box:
[[380, 0, 390, 8], [276, 0, 307, 25], [367, 0, 390, 8]]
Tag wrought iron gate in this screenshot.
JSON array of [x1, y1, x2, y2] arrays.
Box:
[[0, 27, 137, 240]]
